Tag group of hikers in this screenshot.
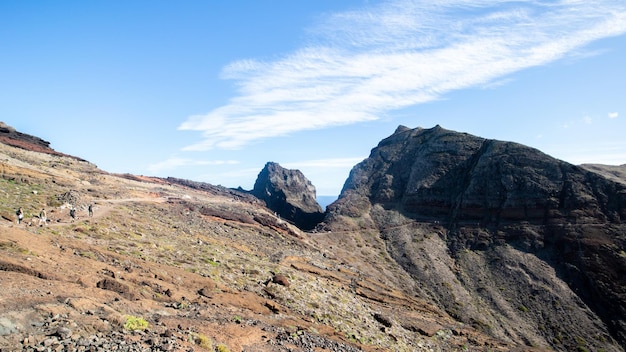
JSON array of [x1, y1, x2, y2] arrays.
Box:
[[15, 204, 93, 226]]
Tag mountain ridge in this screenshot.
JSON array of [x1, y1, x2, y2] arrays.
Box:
[[323, 124, 626, 351], [0, 123, 520, 351], [0, 122, 625, 351]]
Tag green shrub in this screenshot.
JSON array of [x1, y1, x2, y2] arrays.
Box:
[[216, 343, 231, 352], [123, 316, 149, 331], [192, 333, 212, 350]]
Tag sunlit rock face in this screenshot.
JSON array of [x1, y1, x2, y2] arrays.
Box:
[[252, 162, 324, 230]]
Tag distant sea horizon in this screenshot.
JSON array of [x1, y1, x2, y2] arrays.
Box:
[[317, 195, 338, 210]]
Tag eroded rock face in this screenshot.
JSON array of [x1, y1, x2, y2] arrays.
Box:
[[339, 125, 625, 225], [252, 162, 324, 230], [324, 125, 626, 351]]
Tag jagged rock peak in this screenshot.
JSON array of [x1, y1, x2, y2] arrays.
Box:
[[393, 125, 412, 134], [251, 162, 324, 230]]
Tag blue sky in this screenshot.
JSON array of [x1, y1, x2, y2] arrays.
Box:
[[1, 0, 625, 197]]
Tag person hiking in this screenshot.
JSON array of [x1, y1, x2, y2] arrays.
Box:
[[88, 204, 93, 217], [16, 207, 23, 224], [38, 208, 47, 226], [69, 207, 76, 222]]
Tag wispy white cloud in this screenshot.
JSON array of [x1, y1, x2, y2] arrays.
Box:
[[147, 158, 239, 173], [609, 111, 619, 119], [179, 0, 626, 150]]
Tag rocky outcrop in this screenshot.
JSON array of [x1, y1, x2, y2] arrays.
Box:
[[0, 122, 50, 150], [252, 162, 324, 230], [324, 125, 626, 351], [0, 122, 87, 161], [338, 125, 625, 225]]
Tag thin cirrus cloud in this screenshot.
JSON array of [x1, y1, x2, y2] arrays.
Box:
[[178, 0, 626, 151]]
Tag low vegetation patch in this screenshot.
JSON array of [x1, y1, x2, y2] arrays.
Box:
[[123, 315, 149, 331], [191, 332, 212, 350]]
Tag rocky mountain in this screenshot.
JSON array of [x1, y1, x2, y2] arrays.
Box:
[[1, 122, 625, 352], [322, 125, 626, 351], [251, 162, 325, 230], [1, 123, 520, 352]]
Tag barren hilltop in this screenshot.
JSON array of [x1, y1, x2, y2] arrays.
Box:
[[0, 123, 624, 351]]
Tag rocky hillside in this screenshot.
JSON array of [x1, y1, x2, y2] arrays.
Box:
[[322, 125, 626, 351], [1, 122, 624, 352], [0, 124, 529, 351]]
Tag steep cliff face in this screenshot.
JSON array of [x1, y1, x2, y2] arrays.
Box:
[[340, 125, 625, 225], [324, 125, 626, 351], [252, 162, 324, 230]]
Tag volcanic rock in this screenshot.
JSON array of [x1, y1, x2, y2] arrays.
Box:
[[271, 274, 290, 287], [252, 162, 324, 230], [324, 125, 626, 351], [337, 125, 625, 225], [0, 122, 50, 150], [0, 121, 87, 161]]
